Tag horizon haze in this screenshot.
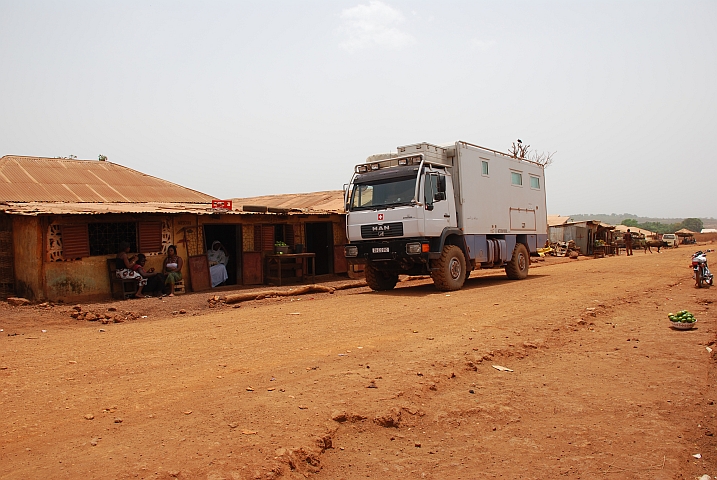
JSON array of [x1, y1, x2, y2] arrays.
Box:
[[1, 1, 715, 218]]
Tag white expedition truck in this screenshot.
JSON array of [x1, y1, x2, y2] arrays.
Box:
[[343, 141, 548, 291]]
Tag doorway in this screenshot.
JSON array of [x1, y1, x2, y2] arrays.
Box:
[[0, 214, 14, 299], [203, 224, 242, 285], [305, 222, 333, 275]]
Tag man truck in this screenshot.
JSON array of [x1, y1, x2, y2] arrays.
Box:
[[343, 141, 548, 291]]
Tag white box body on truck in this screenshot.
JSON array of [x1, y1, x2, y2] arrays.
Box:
[[344, 141, 548, 291]]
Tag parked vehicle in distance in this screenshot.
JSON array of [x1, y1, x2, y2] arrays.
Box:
[[662, 233, 679, 247], [343, 141, 548, 291]]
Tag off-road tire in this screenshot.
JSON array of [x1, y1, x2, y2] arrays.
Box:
[[505, 243, 529, 280], [431, 245, 466, 291], [365, 262, 398, 291]]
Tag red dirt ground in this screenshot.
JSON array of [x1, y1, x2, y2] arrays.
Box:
[[1, 245, 716, 479]]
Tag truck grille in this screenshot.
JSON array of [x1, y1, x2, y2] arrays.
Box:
[[361, 222, 403, 239]]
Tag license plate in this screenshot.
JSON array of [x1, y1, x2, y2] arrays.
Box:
[[372, 247, 390, 253]]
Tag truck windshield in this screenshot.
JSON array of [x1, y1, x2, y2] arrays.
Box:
[[350, 176, 417, 211]]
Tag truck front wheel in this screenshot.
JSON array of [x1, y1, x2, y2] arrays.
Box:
[[505, 243, 529, 280], [431, 245, 466, 291], [365, 263, 399, 291]]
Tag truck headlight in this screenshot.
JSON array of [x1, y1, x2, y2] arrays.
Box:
[[406, 242, 421, 255], [344, 246, 358, 257]]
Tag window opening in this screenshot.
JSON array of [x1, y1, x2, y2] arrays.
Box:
[[424, 174, 437, 205], [530, 176, 540, 189], [511, 172, 523, 186], [481, 161, 489, 176], [88, 222, 137, 256]]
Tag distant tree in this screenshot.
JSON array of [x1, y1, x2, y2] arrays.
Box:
[[681, 218, 703, 232], [640, 222, 677, 234], [621, 219, 639, 227], [98, 154, 107, 162]]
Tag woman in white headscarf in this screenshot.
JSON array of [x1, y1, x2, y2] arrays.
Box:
[[208, 240, 229, 287]]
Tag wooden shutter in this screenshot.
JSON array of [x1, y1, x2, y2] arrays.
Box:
[[60, 224, 90, 259], [138, 221, 162, 253], [284, 224, 295, 247], [262, 225, 275, 251]]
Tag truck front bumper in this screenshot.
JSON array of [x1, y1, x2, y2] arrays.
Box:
[[345, 238, 434, 263]]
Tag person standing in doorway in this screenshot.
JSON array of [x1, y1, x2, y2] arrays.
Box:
[[625, 229, 633, 256]]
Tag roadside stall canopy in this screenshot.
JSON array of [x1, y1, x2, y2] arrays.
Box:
[[675, 228, 696, 236], [613, 225, 656, 238]]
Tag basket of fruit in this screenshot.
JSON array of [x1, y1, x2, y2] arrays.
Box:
[[668, 310, 696, 330], [274, 241, 290, 255]]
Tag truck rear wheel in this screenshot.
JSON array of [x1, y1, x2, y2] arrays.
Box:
[[431, 245, 466, 291], [365, 262, 398, 291], [505, 243, 529, 280]]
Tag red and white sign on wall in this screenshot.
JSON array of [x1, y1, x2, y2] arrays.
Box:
[[378, 213, 384, 221], [211, 200, 233, 210]]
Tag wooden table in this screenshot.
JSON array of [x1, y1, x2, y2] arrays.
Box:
[[265, 253, 316, 286], [594, 245, 618, 257]]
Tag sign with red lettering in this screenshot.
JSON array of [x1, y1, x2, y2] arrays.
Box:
[[212, 200, 233, 210]]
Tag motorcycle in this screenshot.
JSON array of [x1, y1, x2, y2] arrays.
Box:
[[692, 249, 714, 288]]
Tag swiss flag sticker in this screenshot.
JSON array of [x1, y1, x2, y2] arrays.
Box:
[[378, 213, 384, 221]]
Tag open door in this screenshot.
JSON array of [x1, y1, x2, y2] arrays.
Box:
[[305, 222, 333, 275], [203, 224, 242, 286], [0, 214, 14, 299]]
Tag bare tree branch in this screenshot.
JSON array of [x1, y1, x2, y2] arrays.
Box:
[[509, 139, 555, 167]]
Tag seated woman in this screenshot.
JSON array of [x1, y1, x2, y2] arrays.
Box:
[[163, 245, 184, 296], [207, 240, 229, 287], [132, 254, 166, 297], [115, 241, 147, 298]]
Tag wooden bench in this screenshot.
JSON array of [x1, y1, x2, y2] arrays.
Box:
[[107, 258, 137, 300]]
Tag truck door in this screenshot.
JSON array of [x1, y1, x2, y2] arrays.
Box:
[[423, 172, 454, 236]]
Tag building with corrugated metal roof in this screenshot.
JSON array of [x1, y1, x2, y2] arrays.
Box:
[[0, 156, 348, 302]]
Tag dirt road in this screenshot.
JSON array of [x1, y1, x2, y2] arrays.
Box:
[[1, 247, 716, 479]]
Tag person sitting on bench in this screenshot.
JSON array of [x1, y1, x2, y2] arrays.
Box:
[[163, 245, 183, 296], [132, 254, 166, 297], [115, 241, 146, 298]]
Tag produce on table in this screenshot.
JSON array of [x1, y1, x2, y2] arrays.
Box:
[[668, 310, 696, 323]]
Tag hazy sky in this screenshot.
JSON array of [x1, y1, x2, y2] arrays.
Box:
[[1, 1, 715, 218]]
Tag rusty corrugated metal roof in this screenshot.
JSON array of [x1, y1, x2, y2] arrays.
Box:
[[0, 201, 346, 216], [233, 190, 345, 213], [0, 201, 225, 216], [547, 215, 572, 227], [0, 155, 213, 203]]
